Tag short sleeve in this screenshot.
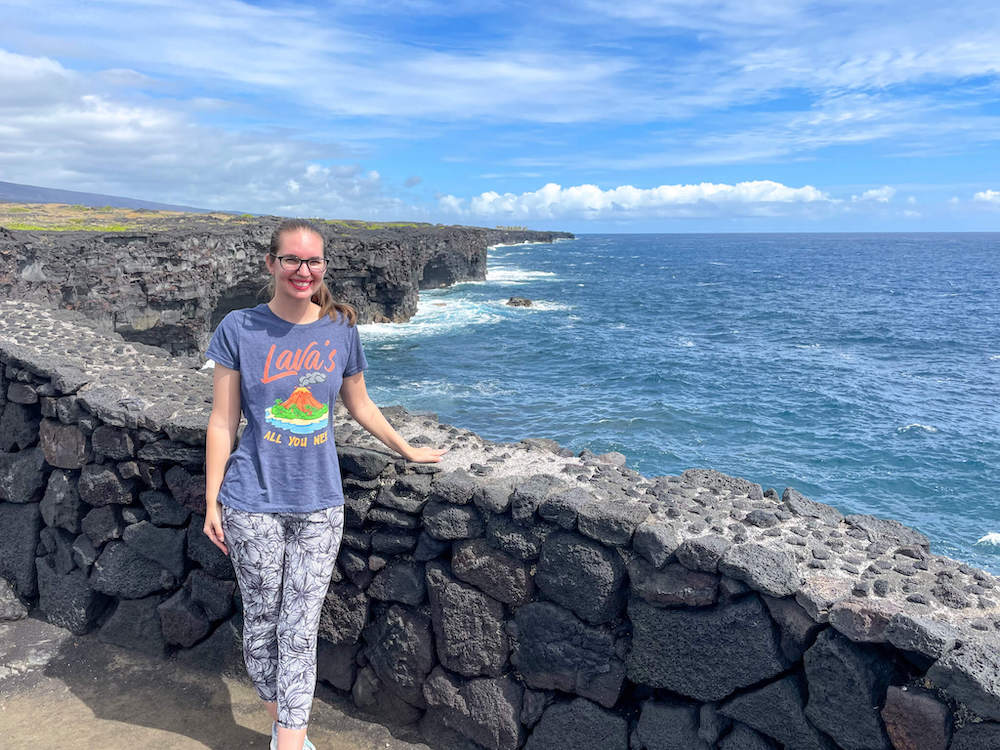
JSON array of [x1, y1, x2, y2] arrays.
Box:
[[343, 324, 368, 377], [205, 311, 241, 370]]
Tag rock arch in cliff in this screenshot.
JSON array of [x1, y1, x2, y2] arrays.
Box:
[[419, 254, 457, 289]]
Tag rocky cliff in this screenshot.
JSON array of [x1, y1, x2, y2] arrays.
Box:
[[0, 217, 572, 356], [2, 300, 999, 750]]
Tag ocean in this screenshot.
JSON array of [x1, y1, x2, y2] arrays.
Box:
[[357, 233, 1000, 574]]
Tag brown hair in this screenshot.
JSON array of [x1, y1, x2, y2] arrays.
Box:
[[267, 219, 358, 325]]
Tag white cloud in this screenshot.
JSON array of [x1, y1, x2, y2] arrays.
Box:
[[440, 180, 833, 219], [0, 48, 416, 218], [2, 2, 633, 125], [9, 0, 1000, 133], [973, 190, 1000, 204], [853, 186, 896, 203]]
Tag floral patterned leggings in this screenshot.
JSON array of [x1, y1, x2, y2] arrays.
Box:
[[220, 503, 345, 730]]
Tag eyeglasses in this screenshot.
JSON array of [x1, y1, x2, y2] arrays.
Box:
[[270, 253, 328, 273]]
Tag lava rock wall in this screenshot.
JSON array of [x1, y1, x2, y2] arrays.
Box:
[[1, 299, 999, 750]]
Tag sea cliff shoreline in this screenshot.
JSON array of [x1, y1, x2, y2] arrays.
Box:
[[0, 211, 572, 356]]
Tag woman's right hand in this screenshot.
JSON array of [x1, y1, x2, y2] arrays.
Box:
[[204, 502, 228, 556]]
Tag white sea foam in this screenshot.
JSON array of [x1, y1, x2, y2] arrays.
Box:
[[678, 339, 695, 347], [487, 240, 548, 250], [897, 423, 939, 433], [359, 293, 506, 339], [990, 354, 1000, 360], [486, 267, 559, 285], [975, 532, 1000, 546]]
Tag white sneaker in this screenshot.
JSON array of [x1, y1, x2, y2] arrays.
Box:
[[271, 721, 316, 749]]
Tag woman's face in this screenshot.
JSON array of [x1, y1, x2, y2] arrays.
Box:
[[266, 228, 325, 302]]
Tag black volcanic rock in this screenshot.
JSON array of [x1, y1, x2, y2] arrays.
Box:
[[0, 502, 43, 598], [426, 562, 508, 678], [627, 595, 786, 702], [512, 601, 625, 708], [524, 698, 627, 750], [35, 554, 110, 633]]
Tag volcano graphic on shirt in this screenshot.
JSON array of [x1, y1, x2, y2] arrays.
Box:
[[265, 386, 329, 435]]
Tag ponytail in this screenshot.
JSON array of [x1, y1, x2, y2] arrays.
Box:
[[311, 277, 358, 326]]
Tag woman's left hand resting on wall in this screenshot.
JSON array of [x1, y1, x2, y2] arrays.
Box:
[[340, 371, 449, 463]]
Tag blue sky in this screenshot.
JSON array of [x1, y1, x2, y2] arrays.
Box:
[[2, 0, 999, 231]]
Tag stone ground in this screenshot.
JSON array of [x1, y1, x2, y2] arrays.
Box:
[[0, 612, 430, 750]]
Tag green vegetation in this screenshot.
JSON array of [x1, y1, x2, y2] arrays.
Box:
[[317, 218, 432, 231], [3, 221, 133, 232], [363, 221, 425, 229], [496, 225, 528, 230]]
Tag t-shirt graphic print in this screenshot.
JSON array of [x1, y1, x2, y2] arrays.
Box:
[[205, 303, 368, 513]]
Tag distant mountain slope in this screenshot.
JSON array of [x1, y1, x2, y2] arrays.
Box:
[[0, 180, 215, 213]]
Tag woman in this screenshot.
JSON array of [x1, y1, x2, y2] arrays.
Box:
[[203, 218, 447, 750]]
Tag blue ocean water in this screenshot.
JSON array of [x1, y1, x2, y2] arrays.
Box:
[[359, 234, 1000, 573]]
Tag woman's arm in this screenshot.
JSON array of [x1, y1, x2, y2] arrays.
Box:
[[204, 363, 241, 553], [339, 371, 448, 463]]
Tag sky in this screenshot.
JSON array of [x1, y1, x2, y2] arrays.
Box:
[[2, 0, 999, 232]]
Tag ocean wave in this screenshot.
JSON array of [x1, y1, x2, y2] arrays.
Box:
[[487, 240, 549, 250], [975, 532, 1000, 546], [486, 267, 559, 285], [896, 423, 939, 433], [359, 296, 506, 339], [990, 354, 1000, 360]]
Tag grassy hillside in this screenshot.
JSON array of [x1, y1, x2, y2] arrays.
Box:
[[0, 203, 454, 234], [0, 202, 248, 232]]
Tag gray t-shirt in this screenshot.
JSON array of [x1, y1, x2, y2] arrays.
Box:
[[205, 303, 368, 512]]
